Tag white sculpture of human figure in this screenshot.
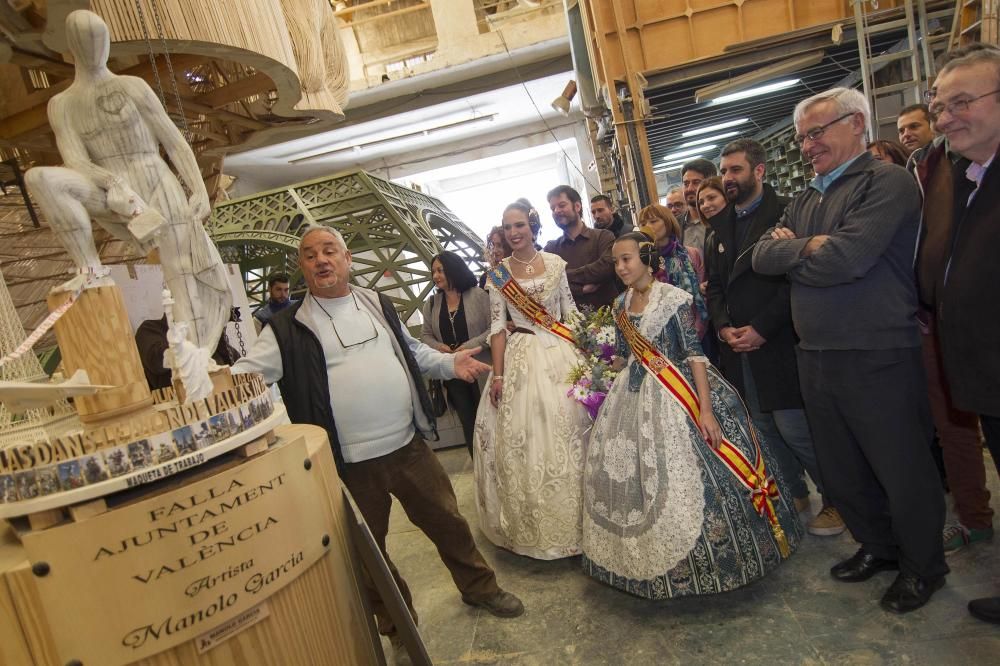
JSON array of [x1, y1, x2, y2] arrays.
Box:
[[25, 10, 230, 401]]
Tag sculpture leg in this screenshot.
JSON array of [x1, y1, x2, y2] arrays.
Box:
[[24, 167, 106, 270]]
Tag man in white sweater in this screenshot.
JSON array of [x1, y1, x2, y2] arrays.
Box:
[[235, 226, 523, 663]]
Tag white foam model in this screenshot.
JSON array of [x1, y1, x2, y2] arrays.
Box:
[[24, 10, 231, 402]]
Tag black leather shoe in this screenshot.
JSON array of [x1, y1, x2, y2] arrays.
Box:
[[968, 596, 1000, 624], [880, 573, 945, 613], [830, 548, 900, 582]]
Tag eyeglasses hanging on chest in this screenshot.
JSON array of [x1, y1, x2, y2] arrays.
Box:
[[312, 293, 379, 349]]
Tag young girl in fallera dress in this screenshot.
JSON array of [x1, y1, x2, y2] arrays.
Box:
[[581, 230, 802, 599]]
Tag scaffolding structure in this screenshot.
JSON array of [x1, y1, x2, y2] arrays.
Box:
[[207, 170, 486, 329]]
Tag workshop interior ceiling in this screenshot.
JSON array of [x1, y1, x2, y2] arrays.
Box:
[[642, 26, 916, 170]]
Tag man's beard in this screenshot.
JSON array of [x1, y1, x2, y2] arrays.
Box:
[[555, 213, 578, 228], [727, 176, 757, 205]]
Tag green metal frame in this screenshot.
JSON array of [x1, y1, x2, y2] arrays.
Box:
[[207, 170, 486, 328]]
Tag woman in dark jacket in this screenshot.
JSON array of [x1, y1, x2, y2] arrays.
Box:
[[421, 251, 491, 456]]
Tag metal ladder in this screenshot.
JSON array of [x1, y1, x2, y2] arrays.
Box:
[[852, 0, 954, 136]]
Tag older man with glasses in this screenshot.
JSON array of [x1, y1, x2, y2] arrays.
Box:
[[753, 87, 947, 614], [234, 225, 525, 664], [918, 46, 1000, 625]]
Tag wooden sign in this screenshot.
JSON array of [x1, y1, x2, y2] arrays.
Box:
[[21, 436, 331, 665]]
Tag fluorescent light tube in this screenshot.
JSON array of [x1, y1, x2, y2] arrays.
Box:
[[662, 145, 715, 162], [681, 131, 739, 148], [711, 79, 800, 105], [681, 118, 748, 138]]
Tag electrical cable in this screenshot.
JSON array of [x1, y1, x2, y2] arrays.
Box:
[[487, 21, 603, 193]]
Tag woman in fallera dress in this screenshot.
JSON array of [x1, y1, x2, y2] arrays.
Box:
[[473, 199, 590, 560], [581, 231, 802, 598]]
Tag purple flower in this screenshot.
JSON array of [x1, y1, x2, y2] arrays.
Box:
[[581, 390, 607, 420]]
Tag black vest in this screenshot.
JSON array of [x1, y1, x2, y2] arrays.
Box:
[[267, 292, 436, 474]]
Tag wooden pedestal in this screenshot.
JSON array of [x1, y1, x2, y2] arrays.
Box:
[[47, 285, 152, 423], [0, 424, 380, 666]]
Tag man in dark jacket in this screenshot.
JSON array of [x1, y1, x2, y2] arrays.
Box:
[[233, 226, 524, 661], [709, 139, 841, 537], [921, 47, 1000, 625], [590, 194, 633, 238], [753, 87, 947, 614], [135, 315, 239, 390]]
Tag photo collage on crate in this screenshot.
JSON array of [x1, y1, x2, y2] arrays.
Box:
[[0, 392, 274, 504]]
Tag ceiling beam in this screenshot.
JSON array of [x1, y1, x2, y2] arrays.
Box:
[[194, 72, 273, 109]]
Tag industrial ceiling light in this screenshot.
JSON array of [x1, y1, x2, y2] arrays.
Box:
[[681, 118, 749, 138], [695, 52, 822, 104], [710, 79, 801, 105], [662, 145, 714, 162], [654, 157, 702, 175], [551, 80, 578, 115], [681, 131, 738, 148]]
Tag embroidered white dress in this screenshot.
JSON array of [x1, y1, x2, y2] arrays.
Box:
[[582, 281, 802, 598], [473, 253, 590, 560]]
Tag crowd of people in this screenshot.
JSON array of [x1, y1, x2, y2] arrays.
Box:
[[236, 43, 999, 665]]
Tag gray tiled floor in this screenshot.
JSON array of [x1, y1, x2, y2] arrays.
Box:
[[383, 448, 1000, 665]]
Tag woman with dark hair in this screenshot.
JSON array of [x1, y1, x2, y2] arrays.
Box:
[[581, 231, 802, 599], [867, 139, 910, 166], [637, 203, 709, 339], [473, 198, 589, 560], [421, 250, 492, 456]]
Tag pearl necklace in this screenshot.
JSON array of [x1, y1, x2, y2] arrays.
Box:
[[510, 249, 539, 275]]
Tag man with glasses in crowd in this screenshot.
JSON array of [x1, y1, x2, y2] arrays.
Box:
[[664, 185, 688, 221], [234, 225, 525, 664], [753, 87, 947, 614], [918, 46, 1000, 625]]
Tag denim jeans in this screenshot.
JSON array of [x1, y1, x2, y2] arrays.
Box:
[[741, 354, 823, 499]]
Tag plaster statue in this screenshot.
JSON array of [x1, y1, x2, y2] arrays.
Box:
[[162, 290, 213, 402], [24, 10, 231, 400]]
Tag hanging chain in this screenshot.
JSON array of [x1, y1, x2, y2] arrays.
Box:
[[147, 0, 191, 139], [134, 0, 167, 110], [231, 306, 248, 357], [133, 0, 191, 140]]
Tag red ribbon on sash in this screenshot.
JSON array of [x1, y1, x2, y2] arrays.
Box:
[[488, 263, 576, 345], [614, 302, 790, 558]]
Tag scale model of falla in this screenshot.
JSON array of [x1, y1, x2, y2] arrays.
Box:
[[0, 10, 378, 666]]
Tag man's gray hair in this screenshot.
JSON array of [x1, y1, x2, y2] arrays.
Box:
[[937, 46, 1000, 87], [299, 224, 346, 251], [793, 87, 872, 135], [666, 185, 684, 196]]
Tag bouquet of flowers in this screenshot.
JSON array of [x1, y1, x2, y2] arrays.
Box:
[[566, 306, 620, 419]]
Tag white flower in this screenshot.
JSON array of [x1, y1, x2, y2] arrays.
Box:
[[572, 385, 590, 400]]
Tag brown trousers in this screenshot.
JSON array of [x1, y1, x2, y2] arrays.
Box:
[[920, 316, 992, 529], [340, 435, 500, 636]]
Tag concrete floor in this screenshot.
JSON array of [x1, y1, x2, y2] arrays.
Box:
[[383, 448, 1000, 665]]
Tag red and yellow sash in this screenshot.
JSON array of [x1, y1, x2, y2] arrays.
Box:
[[614, 301, 790, 558], [488, 263, 576, 345]]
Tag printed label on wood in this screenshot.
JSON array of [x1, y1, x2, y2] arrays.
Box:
[[21, 436, 330, 665]]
